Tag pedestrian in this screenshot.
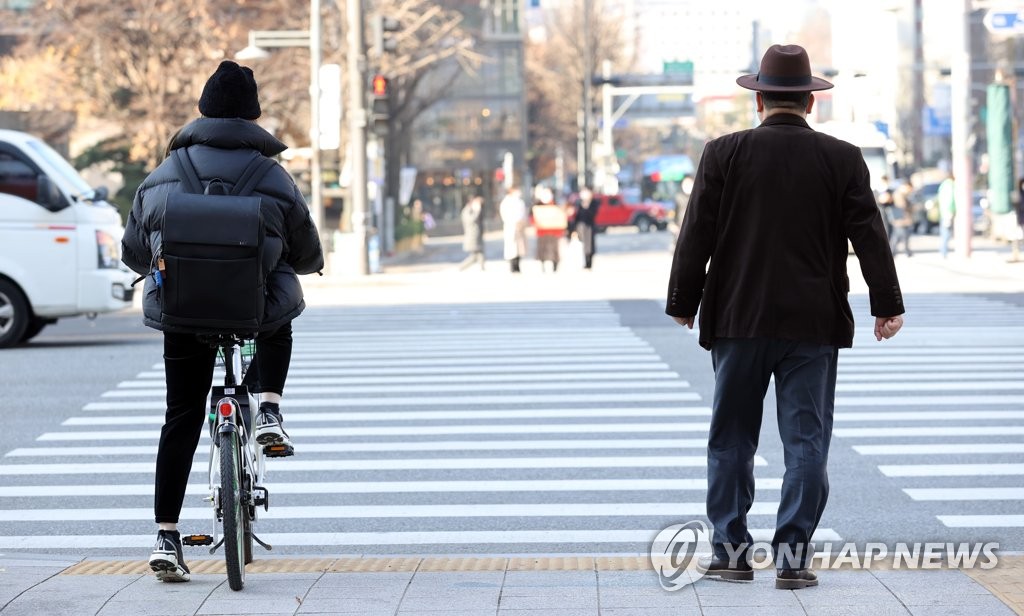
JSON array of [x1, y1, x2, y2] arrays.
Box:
[[877, 175, 894, 237], [459, 195, 486, 271], [887, 182, 914, 257], [499, 187, 527, 273], [1013, 179, 1024, 262], [665, 44, 904, 590], [573, 186, 600, 269], [938, 172, 956, 258], [674, 174, 694, 227], [121, 60, 324, 583], [531, 193, 568, 272]]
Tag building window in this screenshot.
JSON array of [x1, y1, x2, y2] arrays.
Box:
[[488, 0, 520, 36]]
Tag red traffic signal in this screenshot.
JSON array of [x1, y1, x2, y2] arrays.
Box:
[[372, 74, 389, 97]]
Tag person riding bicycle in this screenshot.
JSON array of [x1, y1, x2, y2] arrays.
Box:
[[121, 61, 324, 582]]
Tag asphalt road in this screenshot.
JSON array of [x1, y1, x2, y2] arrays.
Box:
[[0, 228, 1022, 562]]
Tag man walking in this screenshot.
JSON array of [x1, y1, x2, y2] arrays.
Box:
[[665, 45, 904, 590]]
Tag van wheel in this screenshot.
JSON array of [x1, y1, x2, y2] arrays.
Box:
[[20, 318, 52, 343], [636, 217, 653, 233], [0, 280, 30, 349]]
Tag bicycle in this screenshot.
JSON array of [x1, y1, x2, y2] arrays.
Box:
[[180, 335, 276, 591]]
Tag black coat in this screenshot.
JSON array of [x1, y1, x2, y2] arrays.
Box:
[[574, 198, 600, 255], [666, 113, 904, 350], [122, 118, 324, 332]]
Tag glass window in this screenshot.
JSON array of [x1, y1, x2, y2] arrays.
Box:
[[487, 0, 520, 36], [25, 139, 92, 196], [0, 151, 39, 203]]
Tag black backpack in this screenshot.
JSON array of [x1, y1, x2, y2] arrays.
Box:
[[156, 148, 275, 335]]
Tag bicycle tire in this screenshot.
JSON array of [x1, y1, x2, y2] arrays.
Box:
[[243, 469, 254, 565], [219, 431, 246, 590]]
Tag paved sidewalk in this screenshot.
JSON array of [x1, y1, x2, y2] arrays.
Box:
[[0, 554, 1019, 615]]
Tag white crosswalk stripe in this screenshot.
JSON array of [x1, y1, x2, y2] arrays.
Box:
[[0, 300, 840, 557], [837, 294, 1024, 531]]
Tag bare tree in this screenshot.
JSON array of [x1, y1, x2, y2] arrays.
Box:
[[359, 0, 483, 219], [525, 0, 633, 181], [3, 0, 477, 225]]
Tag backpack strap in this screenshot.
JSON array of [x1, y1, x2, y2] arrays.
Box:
[[231, 156, 277, 196], [171, 148, 204, 194]]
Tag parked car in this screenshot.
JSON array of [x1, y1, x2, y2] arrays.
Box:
[[908, 182, 988, 236], [908, 181, 941, 234], [566, 193, 669, 233]]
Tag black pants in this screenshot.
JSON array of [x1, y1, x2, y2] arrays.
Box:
[[707, 337, 838, 570], [889, 226, 912, 257], [154, 323, 293, 523]]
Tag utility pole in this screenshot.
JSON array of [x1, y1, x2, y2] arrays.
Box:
[[309, 0, 324, 245], [348, 0, 369, 274], [952, 0, 974, 258], [911, 0, 925, 170], [581, 0, 593, 189]]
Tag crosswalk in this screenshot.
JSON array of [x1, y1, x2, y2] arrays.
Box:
[[835, 293, 1024, 531], [0, 300, 843, 555]]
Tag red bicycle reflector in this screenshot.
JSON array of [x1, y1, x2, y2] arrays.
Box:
[[219, 402, 233, 417]]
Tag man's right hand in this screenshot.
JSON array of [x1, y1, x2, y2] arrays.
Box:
[[874, 315, 904, 341]]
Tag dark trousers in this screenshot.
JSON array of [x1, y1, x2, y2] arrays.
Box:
[[154, 323, 293, 523], [889, 226, 912, 257], [707, 337, 838, 570]]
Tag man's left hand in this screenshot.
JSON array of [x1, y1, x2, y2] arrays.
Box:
[[672, 316, 694, 329]]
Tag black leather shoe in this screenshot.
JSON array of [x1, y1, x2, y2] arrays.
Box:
[[697, 556, 754, 581], [775, 568, 818, 590]]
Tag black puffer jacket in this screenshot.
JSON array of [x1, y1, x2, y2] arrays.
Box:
[[122, 118, 324, 332]]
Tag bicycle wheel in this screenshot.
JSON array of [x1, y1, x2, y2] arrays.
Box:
[[219, 431, 246, 590]]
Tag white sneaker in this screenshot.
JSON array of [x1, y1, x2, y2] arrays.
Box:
[[149, 530, 190, 582], [254, 409, 294, 457]]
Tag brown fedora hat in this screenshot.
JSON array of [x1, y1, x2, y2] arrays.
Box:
[[737, 44, 833, 92]]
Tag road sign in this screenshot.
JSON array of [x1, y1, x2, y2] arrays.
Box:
[[984, 9, 1024, 34]]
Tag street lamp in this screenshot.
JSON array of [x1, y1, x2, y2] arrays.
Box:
[[235, 4, 324, 252]]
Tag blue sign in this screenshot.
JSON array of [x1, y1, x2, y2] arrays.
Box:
[[923, 106, 952, 137], [985, 10, 1024, 34]]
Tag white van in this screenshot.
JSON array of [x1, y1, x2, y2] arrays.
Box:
[[0, 129, 136, 348]]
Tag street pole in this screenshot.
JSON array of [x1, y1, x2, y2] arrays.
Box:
[[348, 0, 370, 275], [581, 0, 592, 189], [600, 59, 613, 194], [911, 0, 925, 170], [951, 0, 974, 258], [309, 0, 324, 244]]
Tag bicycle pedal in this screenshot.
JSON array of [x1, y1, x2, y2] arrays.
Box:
[[253, 486, 270, 511], [264, 444, 294, 458], [181, 534, 214, 546]]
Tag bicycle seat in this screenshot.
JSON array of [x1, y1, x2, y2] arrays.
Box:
[[198, 333, 252, 348]]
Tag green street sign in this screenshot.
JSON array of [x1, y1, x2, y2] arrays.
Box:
[[663, 60, 694, 75]]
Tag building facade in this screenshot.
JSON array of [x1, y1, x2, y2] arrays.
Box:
[[409, 0, 529, 229]]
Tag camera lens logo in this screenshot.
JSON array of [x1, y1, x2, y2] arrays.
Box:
[[650, 520, 709, 591]]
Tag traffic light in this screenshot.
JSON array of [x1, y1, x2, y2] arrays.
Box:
[[370, 74, 391, 136], [372, 15, 401, 56]]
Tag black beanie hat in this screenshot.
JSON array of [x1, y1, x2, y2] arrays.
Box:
[[198, 60, 261, 120]]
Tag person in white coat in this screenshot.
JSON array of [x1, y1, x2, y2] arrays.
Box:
[[499, 188, 527, 273]]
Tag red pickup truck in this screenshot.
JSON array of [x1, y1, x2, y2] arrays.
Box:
[[566, 193, 669, 233]]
